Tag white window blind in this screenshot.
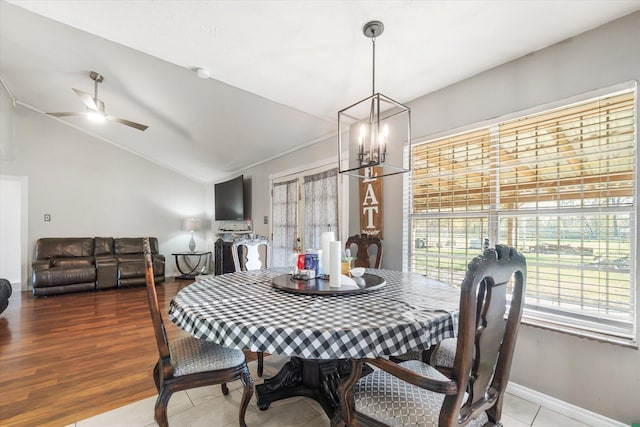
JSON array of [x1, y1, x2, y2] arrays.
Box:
[[409, 89, 636, 344], [410, 128, 493, 286]]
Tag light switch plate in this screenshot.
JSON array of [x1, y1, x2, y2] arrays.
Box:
[[44, 213, 51, 222], [263, 216, 268, 224]]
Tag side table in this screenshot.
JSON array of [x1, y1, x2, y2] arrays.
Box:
[[172, 251, 212, 280]]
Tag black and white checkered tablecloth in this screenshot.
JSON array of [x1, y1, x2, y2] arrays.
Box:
[[168, 268, 461, 360]]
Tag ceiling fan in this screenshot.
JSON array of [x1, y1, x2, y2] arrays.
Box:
[[46, 71, 148, 131]]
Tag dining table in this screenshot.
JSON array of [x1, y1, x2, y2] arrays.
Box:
[[168, 267, 461, 424]]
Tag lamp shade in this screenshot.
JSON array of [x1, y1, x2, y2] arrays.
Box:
[[182, 218, 202, 232]]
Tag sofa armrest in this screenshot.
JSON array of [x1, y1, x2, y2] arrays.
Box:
[[152, 254, 166, 282], [32, 259, 51, 270], [95, 256, 117, 289]]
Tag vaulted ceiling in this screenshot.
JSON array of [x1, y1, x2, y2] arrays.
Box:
[[1, 0, 639, 183]]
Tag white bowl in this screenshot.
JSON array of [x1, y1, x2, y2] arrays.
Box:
[[350, 267, 365, 277]]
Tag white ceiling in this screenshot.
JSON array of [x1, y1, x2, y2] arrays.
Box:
[[2, 0, 639, 182]]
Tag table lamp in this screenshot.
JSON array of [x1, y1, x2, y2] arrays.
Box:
[[182, 218, 202, 253]]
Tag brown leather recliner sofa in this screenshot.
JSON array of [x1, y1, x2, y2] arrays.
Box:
[[32, 237, 165, 296]]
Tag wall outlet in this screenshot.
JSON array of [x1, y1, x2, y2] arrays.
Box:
[[44, 213, 51, 222], [263, 216, 268, 224]]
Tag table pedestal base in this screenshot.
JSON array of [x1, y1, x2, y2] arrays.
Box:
[[256, 357, 371, 425]]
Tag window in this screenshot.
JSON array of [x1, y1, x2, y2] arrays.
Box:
[[271, 166, 339, 267], [407, 87, 636, 345]]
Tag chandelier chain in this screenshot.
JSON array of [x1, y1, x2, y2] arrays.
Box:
[[372, 36, 376, 95]]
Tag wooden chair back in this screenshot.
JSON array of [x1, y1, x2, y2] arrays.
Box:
[[143, 237, 174, 379], [230, 234, 270, 376], [443, 244, 526, 424], [339, 245, 526, 426], [232, 234, 269, 271], [345, 233, 383, 268]]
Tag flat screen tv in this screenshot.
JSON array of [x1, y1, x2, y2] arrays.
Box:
[[214, 175, 245, 221]]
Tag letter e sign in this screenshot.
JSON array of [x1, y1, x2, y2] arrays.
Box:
[[359, 166, 383, 238]]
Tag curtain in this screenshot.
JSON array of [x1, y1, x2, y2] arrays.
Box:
[[271, 179, 298, 267], [303, 168, 338, 250]]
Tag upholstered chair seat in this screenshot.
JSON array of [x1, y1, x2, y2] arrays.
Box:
[[169, 337, 247, 377], [353, 360, 487, 427], [430, 337, 457, 376]]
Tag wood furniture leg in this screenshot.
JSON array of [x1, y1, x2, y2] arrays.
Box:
[[256, 356, 370, 423]]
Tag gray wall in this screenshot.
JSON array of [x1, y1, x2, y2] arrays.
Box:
[[0, 104, 209, 280]]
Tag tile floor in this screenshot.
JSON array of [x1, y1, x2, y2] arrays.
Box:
[[65, 356, 590, 427]]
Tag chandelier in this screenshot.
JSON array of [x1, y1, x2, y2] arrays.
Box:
[[338, 21, 412, 178]]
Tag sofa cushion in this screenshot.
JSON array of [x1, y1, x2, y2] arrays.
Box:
[[118, 261, 146, 279], [35, 238, 95, 259], [114, 237, 159, 255], [33, 267, 96, 287], [52, 257, 94, 268], [33, 282, 95, 296], [116, 254, 144, 263], [118, 258, 165, 281], [94, 237, 114, 256]]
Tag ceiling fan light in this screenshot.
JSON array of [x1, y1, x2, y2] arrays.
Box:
[[86, 110, 106, 123]]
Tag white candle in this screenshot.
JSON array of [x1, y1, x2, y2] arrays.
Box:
[[316, 249, 323, 276], [330, 240, 342, 288], [321, 232, 335, 275]]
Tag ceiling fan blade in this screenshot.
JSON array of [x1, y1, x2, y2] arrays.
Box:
[[46, 112, 85, 117], [72, 88, 98, 110], [106, 115, 148, 131]]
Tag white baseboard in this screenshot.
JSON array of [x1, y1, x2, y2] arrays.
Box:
[[507, 382, 626, 427]]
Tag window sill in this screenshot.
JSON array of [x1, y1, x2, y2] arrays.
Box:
[[520, 315, 638, 349]]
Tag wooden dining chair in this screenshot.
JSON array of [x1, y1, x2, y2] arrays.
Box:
[[345, 233, 383, 268], [232, 234, 269, 272], [231, 234, 269, 376], [338, 245, 526, 427], [142, 238, 254, 427]]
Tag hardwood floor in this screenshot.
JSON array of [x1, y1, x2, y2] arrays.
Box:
[[0, 278, 228, 427]]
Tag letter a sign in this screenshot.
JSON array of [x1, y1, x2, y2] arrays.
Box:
[[359, 166, 383, 238]]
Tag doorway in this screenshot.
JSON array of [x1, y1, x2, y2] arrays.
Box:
[[0, 175, 28, 290]]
